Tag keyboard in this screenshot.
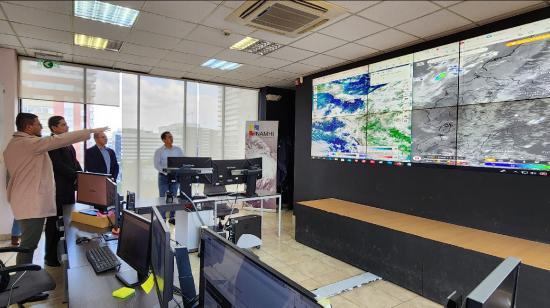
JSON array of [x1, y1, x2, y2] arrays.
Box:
[[86, 246, 120, 274], [205, 191, 230, 197]]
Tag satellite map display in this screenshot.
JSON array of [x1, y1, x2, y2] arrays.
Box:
[[311, 17, 550, 174], [366, 111, 411, 162], [457, 99, 550, 168], [311, 115, 367, 159], [411, 107, 457, 165], [412, 43, 460, 109]]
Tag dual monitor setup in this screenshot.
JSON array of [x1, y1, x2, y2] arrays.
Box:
[[165, 156, 263, 199], [446, 257, 520, 308]]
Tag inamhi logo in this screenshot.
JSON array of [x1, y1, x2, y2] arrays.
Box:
[[248, 123, 275, 137]]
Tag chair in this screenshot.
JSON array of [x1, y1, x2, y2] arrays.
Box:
[[0, 246, 56, 308]]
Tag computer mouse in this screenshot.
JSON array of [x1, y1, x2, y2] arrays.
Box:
[[76, 236, 91, 245]]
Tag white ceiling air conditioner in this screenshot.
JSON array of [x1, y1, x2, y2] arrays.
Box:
[[226, 0, 346, 38]]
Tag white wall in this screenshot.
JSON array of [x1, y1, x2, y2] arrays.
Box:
[[0, 48, 18, 236]]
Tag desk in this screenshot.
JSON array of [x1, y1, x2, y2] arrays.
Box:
[[62, 203, 177, 307], [189, 193, 282, 237]]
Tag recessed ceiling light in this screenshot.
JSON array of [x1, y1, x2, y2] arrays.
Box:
[[74, 0, 139, 27], [201, 59, 242, 70], [231, 37, 283, 56], [74, 34, 122, 51]]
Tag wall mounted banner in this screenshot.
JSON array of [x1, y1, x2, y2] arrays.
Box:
[[245, 121, 278, 209]]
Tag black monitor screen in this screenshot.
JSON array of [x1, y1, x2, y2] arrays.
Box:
[[465, 257, 520, 308], [212, 159, 249, 185], [151, 207, 174, 308], [116, 210, 151, 276], [199, 228, 321, 308]]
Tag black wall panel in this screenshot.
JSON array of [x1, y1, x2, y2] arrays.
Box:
[[293, 7, 550, 243]]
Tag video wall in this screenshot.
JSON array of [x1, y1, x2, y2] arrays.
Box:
[[311, 17, 550, 176]]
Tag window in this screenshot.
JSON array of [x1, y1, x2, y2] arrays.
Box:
[[224, 87, 259, 159], [20, 60, 84, 103]]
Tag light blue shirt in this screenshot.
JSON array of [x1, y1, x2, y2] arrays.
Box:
[[99, 146, 111, 174], [154, 145, 184, 174]]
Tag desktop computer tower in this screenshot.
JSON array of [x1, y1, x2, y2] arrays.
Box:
[[228, 215, 261, 249]]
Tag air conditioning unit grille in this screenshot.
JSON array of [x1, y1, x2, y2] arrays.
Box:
[[251, 3, 318, 32]]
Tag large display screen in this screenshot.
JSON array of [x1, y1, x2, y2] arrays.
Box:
[[311, 17, 550, 177]]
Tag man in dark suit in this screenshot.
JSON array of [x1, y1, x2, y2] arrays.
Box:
[[46, 116, 82, 266], [84, 132, 119, 181]]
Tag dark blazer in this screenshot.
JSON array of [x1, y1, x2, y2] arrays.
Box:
[[48, 145, 82, 205], [84, 145, 119, 181]]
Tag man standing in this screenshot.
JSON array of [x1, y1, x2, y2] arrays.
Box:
[[154, 131, 183, 223], [84, 132, 119, 181], [3, 113, 107, 265], [45, 116, 82, 266]]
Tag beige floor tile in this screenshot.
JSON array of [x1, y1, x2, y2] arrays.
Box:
[[393, 296, 443, 308], [329, 294, 362, 308], [312, 269, 357, 286], [342, 284, 402, 308], [372, 280, 418, 302], [298, 278, 326, 291]]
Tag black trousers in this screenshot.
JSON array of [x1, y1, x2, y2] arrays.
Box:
[[44, 200, 64, 263]]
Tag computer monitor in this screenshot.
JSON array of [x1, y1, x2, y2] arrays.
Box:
[[76, 172, 117, 211], [199, 227, 321, 308], [115, 210, 151, 287], [465, 257, 520, 308], [151, 207, 174, 308], [211, 159, 249, 186], [167, 157, 213, 198], [246, 157, 263, 180]]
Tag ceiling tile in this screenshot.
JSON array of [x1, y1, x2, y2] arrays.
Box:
[[72, 46, 121, 61], [181, 71, 216, 82], [134, 12, 196, 39], [1, 2, 72, 31], [20, 37, 72, 54], [319, 15, 387, 41], [328, 1, 381, 13], [142, 1, 218, 23], [117, 53, 160, 66], [432, 1, 462, 7], [279, 62, 319, 75], [127, 30, 180, 49], [251, 75, 285, 86], [247, 56, 293, 69], [268, 46, 316, 62], [104, 1, 145, 10], [0, 20, 14, 35], [395, 10, 471, 38], [72, 55, 115, 68], [232, 65, 272, 76], [249, 29, 301, 45], [261, 70, 297, 80], [74, 17, 131, 41], [358, 1, 440, 27], [114, 61, 152, 73], [7, 1, 73, 15], [324, 43, 377, 60], [119, 43, 169, 59], [0, 33, 20, 47], [447, 1, 543, 22], [290, 33, 347, 53], [299, 54, 345, 68], [164, 50, 210, 65], [201, 5, 255, 36], [214, 49, 261, 65], [150, 67, 183, 79], [356, 29, 418, 50], [155, 60, 196, 72], [185, 25, 246, 48], [270, 80, 294, 89], [174, 40, 224, 57], [221, 70, 255, 81], [221, 0, 244, 9], [12, 23, 72, 44]]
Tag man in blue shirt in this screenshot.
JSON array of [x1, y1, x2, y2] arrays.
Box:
[[154, 131, 183, 223], [84, 132, 119, 181]]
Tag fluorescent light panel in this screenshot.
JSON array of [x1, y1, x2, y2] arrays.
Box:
[[74, 0, 139, 27], [74, 34, 122, 51], [230, 37, 259, 50], [201, 59, 242, 70], [231, 37, 283, 56]]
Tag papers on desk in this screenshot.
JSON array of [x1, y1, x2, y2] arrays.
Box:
[[141, 274, 155, 294]]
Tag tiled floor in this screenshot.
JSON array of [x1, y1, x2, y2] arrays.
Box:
[[1, 207, 442, 308]]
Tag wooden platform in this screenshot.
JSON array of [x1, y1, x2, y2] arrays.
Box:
[[300, 198, 550, 272]]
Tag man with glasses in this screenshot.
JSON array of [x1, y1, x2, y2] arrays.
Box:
[[3, 112, 108, 265]]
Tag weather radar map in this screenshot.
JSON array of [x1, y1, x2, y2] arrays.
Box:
[[311, 17, 550, 175]]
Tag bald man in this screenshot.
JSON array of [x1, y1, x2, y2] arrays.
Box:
[[84, 132, 119, 181]]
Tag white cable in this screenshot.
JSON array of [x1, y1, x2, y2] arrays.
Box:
[[7, 270, 28, 306]]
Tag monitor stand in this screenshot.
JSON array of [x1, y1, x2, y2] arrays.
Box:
[[115, 269, 147, 288]]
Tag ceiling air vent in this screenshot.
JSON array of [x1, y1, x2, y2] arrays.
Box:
[[226, 0, 346, 38]]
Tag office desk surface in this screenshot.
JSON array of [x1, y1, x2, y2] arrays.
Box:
[[63, 203, 174, 307], [298, 198, 550, 271]]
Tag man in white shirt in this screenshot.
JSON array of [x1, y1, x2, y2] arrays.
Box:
[[153, 131, 183, 223]]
